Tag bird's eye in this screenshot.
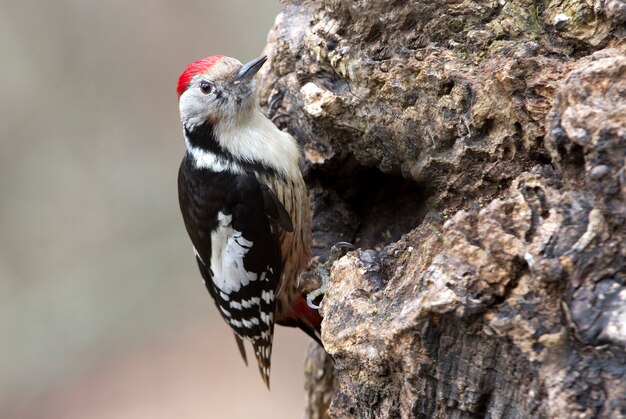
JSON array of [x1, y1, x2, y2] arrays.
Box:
[[199, 80, 213, 94]]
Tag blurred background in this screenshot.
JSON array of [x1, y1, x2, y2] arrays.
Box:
[[0, 1, 315, 418]]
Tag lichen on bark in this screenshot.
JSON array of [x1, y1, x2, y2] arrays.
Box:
[[258, 0, 625, 417]]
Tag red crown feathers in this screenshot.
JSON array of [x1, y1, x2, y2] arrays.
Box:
[[177, 55, 225, 98]]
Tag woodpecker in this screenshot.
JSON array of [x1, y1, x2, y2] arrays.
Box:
[[176, 55, 319, 387]]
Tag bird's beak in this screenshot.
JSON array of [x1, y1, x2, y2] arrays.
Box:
[[233, 55, 267, 83]]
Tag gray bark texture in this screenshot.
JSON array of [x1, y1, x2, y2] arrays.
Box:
[[257, 1, 626, 418]]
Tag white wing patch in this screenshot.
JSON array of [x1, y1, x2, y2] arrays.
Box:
[[217, 212, 232, 226], [210, 211, 258, 294]]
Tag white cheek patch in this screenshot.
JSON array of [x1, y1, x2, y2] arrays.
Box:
[[210, 214, 257, 294], [179, 89, 209, 129]]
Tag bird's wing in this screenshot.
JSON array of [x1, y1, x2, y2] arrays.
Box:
[[212, 175, 284, 386], [178, 160, 284, 387], [260, 183, 293, 232]]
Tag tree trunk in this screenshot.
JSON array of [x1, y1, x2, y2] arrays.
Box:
[[257, 1, 626, 417]]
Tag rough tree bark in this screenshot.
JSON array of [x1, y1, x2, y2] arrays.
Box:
[[257, 1, 626, 417]]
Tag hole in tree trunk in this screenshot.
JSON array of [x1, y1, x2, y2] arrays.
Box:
[[307, 158, 429, 258]]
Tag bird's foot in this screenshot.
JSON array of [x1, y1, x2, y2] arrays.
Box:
[[266, 90, 284, 118], [305, 242, 356, 309]]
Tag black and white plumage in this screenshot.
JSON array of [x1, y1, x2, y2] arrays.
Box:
[[178, 128, 292, 383], [176, 55, 316, 387]]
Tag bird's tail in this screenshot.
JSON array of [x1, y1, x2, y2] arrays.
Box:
[[252, 336, 273, 389]]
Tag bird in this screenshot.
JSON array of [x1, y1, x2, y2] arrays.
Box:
[[176, 55, 320, 387]]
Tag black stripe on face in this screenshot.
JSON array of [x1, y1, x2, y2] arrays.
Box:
[[184, 122, 281, 179], [184, 122, 217, 152]]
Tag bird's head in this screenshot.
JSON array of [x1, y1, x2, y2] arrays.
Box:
[[177, 55, 267, 130]]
